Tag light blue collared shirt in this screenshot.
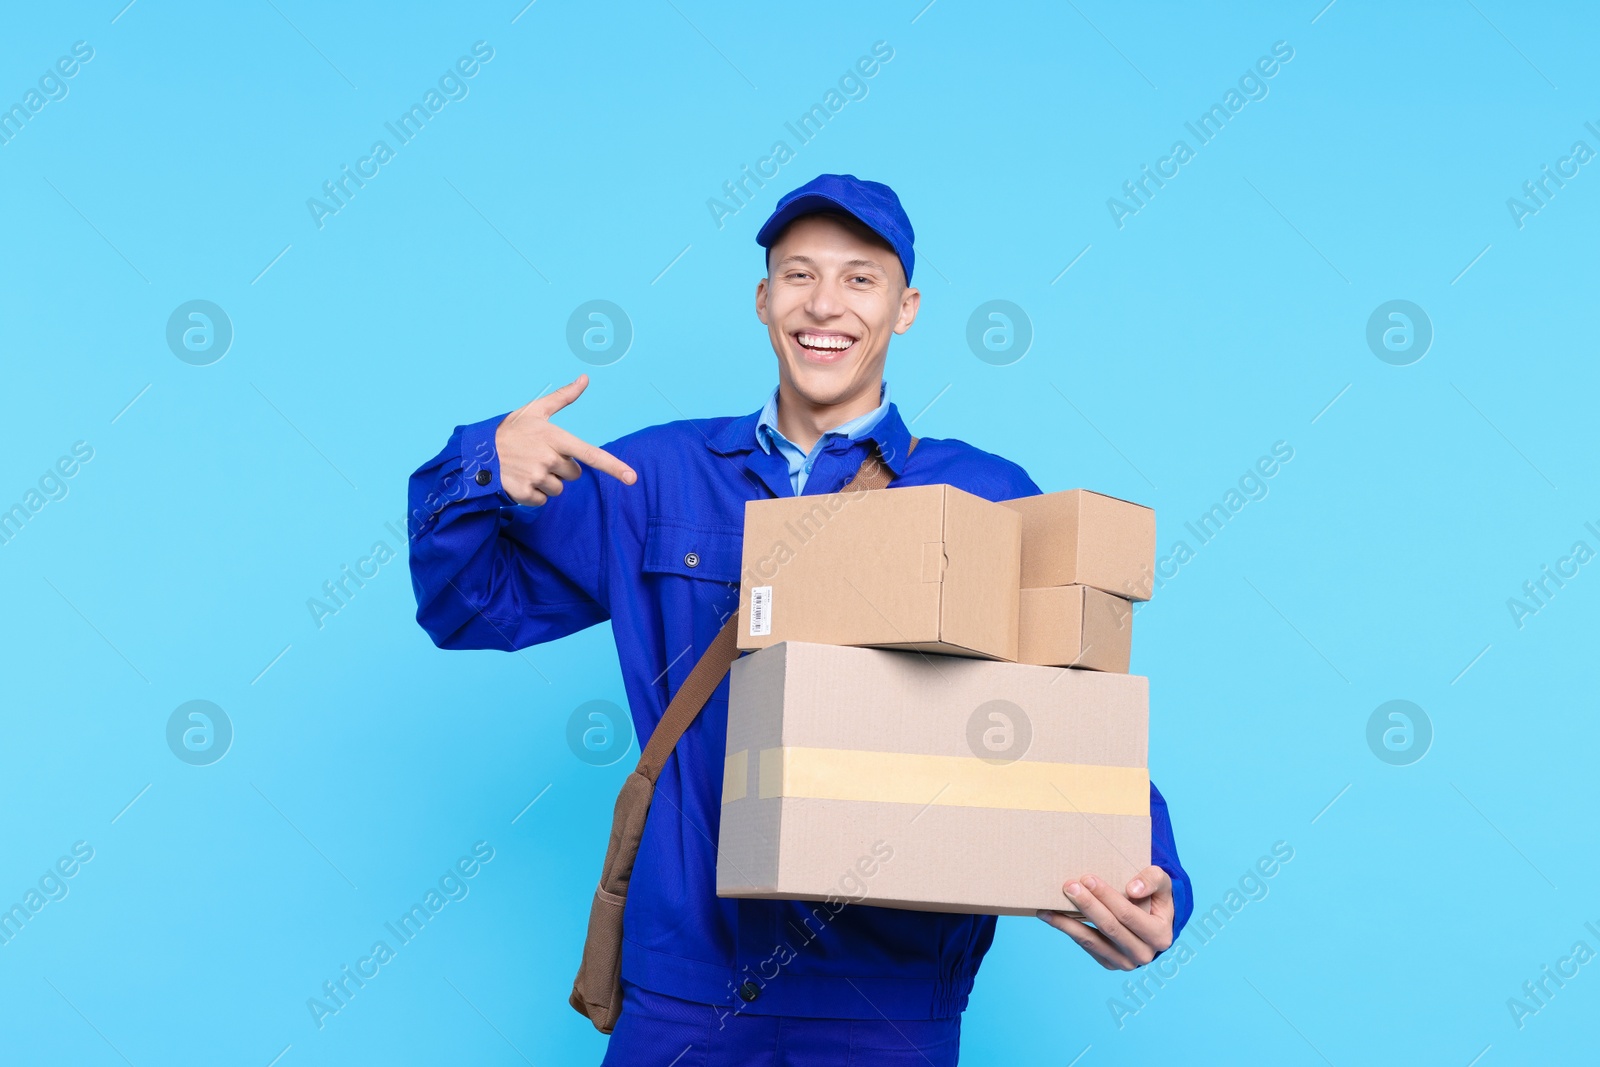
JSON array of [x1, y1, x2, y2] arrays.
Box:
[[755, 383, 891, 494]]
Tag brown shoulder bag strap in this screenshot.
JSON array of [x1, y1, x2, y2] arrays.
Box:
[[569, 435, 917, 1033]]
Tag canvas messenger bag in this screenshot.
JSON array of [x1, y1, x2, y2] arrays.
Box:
[[569, 437, 916, 1033]]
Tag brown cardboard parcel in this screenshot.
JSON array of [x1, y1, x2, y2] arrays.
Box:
[[1000, 489, 1156, 600], [717, 641, 1150, 916], [737, 484, 1021, 661], [1017, 585, 1133, 673]]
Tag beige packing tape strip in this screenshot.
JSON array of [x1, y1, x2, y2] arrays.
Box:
[[722, 747, 1148, 816], [722, 748, 749, 802]]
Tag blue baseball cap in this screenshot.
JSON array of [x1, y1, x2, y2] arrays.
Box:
[[755, 173, 915, 283]]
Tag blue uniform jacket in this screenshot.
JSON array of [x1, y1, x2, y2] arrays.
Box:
[[407, 399, 1193, 1020]]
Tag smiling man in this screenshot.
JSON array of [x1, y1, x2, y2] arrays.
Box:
[[408, 174, 1192, 1065]]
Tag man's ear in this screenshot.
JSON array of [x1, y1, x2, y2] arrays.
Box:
[[755, 276, 771, 326], [893, 286, 921, 335]]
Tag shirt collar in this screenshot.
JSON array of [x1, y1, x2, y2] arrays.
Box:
[[755, 382, 891, 456], [705, 383, 914, 479]]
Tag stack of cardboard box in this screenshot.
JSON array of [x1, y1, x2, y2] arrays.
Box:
[[717, 484, 1155, 916], [1005, 489, 1152, 673]]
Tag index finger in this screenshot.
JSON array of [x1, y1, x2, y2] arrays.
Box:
[[1075, 876, 1170, 957], [528, 374, 590, 419], [551, 425, 637, 485]]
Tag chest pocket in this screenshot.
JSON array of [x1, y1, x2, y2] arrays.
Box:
[[642, 518, 743, 586]]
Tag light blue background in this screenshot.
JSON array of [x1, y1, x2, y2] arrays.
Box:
[[3, 1, 1596, 1063]]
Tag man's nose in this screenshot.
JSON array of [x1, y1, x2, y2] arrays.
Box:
[[804, 277, 845, 319]]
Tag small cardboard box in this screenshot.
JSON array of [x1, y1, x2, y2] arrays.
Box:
[[1001, 490, 1156, 601], [717, 641, 1150, 916], [1017, 585, 1133, 673], [737, 484, 1021, 661]]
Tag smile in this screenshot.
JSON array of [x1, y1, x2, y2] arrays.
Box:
[[794, 330, 859, 360]]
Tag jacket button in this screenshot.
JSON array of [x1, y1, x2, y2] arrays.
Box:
[[737, 981, 760, 1002], [474, 469, 491, 486], [684, 552, 700, 568]]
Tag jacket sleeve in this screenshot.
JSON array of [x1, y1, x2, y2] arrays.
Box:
[[1150, 780, 1193, 941], [406, 412, 609, 650]]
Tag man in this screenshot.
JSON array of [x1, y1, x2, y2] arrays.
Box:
[[408, 174, 1193, 1064]]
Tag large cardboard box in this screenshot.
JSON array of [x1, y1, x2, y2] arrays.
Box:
[[717, 641, 1150, 916], [1001, 490, 1156, 601], [1017, 585, 1133, 673], [737, 485, 1021, 661]]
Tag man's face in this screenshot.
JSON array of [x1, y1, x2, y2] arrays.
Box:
[[755, 213, 920, 409]]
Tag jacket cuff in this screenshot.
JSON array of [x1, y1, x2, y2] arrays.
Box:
[[460, 413, 513, 504]]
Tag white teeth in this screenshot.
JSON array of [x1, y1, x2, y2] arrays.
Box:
[[798, 333, 855, 350]]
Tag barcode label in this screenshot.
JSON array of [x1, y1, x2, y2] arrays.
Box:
[[749, 586, 772, 636]]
